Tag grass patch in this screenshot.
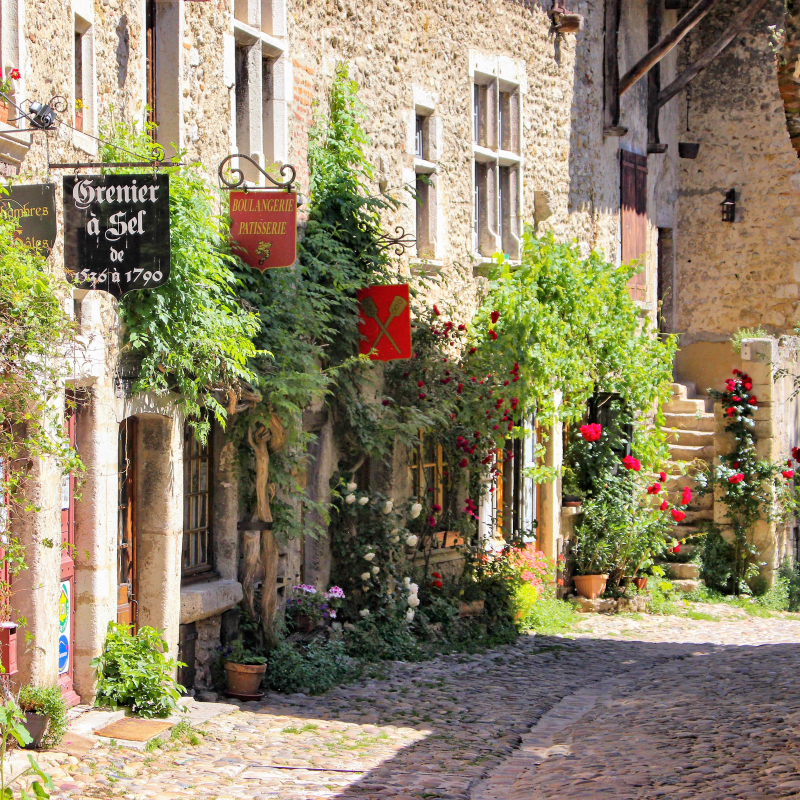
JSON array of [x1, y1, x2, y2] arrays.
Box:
[[685, 610, 717, 621], [520, 598, 576, 635]]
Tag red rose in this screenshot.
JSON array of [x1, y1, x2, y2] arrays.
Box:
[[748, 396, 758, 405], [490, 310, 500, 323], [433, 579, 443, 588], [469, 347, 477, 354], [457, 383, 463, 394], [428, 515, 437, 527], [459, 457, 468, 468], [433, 305, 441, 316], [681, 486, 692, 505], [432, 503, 442, 512], [418, 393, 426, 399], [733, 369, 742, 376], [744, 381, 752, 391], [671, 544, 681, 554], [732, 396, 741, 403], [579, 423, 602, 442], [660, 500, 668, 511], [417, 380, 425, 387], [647, 482, 662, 495], [382, 399, 390, 406], [622, 455, 641, 471], [726, 408, 735, 417], [489, 330, 498, 340], [783, 470, 795, 479], [728, 473, 745, 484], [671, 509, 686, 522], [659, 471, 667, 482]]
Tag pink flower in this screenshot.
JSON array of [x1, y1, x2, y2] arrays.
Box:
[[579, 423, 602, 442], [671, 509, 686, 522], [729, 473, 745, 484], [681, 486, 692, 505], [622, 455, 641, 472]]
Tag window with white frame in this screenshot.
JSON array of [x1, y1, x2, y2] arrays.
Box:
[[73, 5, 95, 141], [231, 1, 287, 185], [409, 93, 440, 260], [144, 0, 181, 154], [472, 68, 522, 260]]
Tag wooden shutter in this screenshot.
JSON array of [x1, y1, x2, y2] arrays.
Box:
[[621, 150, 647, 301]]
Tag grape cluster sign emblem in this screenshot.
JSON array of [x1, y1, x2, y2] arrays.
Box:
[[63, 174, 171, 297]]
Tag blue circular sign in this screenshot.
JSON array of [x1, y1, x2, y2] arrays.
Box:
[[58, 634, 69, 673]]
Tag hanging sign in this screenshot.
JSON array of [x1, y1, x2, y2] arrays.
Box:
[[63, 174, 170, 297], [229, 190, 297, 270], [357, 284, 412, 361], [0, 184, 56, 255]]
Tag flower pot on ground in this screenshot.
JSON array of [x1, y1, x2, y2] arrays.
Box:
[[633, 576, 648, 591], [285, 584, 345, 632], [224, 662, 267, 696], [292, 614, 318, 633], [573, 574, 609, 599], [17, 685, 68, 750]]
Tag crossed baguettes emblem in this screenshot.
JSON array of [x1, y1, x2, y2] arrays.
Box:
[[361, 294, 408, 354]]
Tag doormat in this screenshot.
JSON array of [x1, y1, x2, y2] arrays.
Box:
[[94, 718, 173, 742]]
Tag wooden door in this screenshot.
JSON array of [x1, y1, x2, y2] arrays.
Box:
[[58, 409, 80, 705], [621, 149, 648, 301], [117, 419, 137, 627]]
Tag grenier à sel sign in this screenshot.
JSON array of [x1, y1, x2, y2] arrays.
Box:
[[229, 190, 297, 270], [0, 184, 57, 255], [63, 174, 170, 297]]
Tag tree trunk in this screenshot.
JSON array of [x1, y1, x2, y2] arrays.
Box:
[[260, 529, 279, 649], [241, 530, 260, 621]]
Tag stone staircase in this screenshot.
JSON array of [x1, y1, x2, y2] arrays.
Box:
[[658, 382, 716, 587]]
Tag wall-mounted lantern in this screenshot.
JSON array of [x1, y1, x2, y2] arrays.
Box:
[[721, 189, 736, 222]]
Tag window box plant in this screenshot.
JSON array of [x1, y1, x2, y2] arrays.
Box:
[[223, 638, 267, 699], [285, 584, 345, 633], [17, 686, 68, 750]]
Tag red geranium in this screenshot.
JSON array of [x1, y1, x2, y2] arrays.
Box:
[[659, 471, 667, 482], [490, 310, 500, 323], [671, 543, 681, 554], [728, 473, 745, 484], [660, 500, 668, 511], [647, 482, 662, 495], [726, 408, 736, 417], [622, 455, 641, 471], [783, 470, 795, 479], [433, 305, 441, 316], [489, 330, 498, 340], [748, 396, 758, 405], [671, 509, 686, 522], [579, 423, 602, 442], [681, 486, 692, 505]]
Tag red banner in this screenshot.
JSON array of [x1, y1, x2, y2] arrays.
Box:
[[358, 284, 412, 361], [230, 191, 297, 270]]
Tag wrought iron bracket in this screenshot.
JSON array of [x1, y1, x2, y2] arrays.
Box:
[[218, 153, 296, 191], [374, 226, 416, 256]]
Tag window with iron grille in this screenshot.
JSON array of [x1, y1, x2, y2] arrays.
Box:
[[409, 432, 454, 544], [183, 426, 213, 578]]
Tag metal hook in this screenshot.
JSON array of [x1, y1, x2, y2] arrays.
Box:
[[217, 153, 296, 191]]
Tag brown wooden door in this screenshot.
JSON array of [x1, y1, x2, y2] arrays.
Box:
[[58, 408, 80, 705], [117, 419, 137, 627]]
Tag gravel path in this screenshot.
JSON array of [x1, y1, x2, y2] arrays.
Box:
[[38, 605, 800, 800]]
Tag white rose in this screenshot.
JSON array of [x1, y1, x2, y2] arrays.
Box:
[[358, 496, 369, 506], [391, 535, 400, 543], [364, 552, 375, 561], [403, 577, 411, 587], [406, 609, 415, 622], [406, 534, 419, 548], [363, 585, 370, 592], [408, 595, 420, 608], [383, 500, 394, 514], [410, 503, 422, 519], [408, 583, 419, 594], [346, 481, 358, 492], [372, 566, 380, 575], [359, 609, 370, 618], [345, 494, 356, 504], [361, 572, 371, 581]]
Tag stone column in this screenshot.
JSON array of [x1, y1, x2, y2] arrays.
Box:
[[135, 413, 183, 661], [73, 377, 119, 701]]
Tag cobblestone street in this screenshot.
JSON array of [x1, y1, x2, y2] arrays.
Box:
[[40, 606, 800, 800]]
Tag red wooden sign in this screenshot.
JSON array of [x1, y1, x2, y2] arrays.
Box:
[[230, 191, 297, 270], [357, 284, 412, 361]]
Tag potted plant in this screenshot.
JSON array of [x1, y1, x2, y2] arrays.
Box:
[[285, 584, 345, 633], [17, 686, 68, 750], [75, 98, 86, 132], [571, 504, 616, 599], [223, 638, 267, 699], [0, 68, 20, 124]]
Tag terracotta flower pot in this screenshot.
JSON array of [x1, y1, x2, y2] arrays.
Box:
[[224, 662, 266, 696], [633, 577, 648, 591], [0, 103, 8, 124], [573, 574, 608, 599]]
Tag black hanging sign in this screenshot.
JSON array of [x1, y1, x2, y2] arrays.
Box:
[[63, 174, 170, 297], [0, 184, 57, 255]]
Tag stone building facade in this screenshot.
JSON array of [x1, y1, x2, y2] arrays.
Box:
[[9, 0, 781, 699]]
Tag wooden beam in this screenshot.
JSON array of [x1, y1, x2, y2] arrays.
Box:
[[620, 0, 718, 96], [604, 0, 623, 132], [656, 0, 770, 110]]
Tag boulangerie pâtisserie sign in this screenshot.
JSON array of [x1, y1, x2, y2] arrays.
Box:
[[63, 174, 170, 297]]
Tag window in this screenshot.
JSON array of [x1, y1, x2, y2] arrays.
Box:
[[472, 76, 521, 260], [620, 149, 648, 301], [183, 425, 213, 578], [409, 432, 453, 538], [411, 105, 439, 260], [73, 11, 94, 138], [231, 1, 288, 184], [145, 0, 181, 155]]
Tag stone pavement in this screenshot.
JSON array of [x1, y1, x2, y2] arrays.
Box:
[[37, 605, 800, 800]]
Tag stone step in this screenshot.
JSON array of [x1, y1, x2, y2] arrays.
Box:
[[665, 428, 715, 447], [670, 382, 695, 400], [663, 398, 709, 414], [669, 443, 715, 462], [681, 509, 713, 524], [663, 412, 716, 432]]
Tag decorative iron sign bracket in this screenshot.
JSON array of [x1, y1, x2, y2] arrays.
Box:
[[374, 226, 416, 256], [218, 153, 296, 192]]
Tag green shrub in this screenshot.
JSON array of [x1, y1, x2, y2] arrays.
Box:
[[91, 623, 184, 718], [17, 685, 68, 749], [344, 615, 424, 663], [699, 527, 736, 592], [777, 559, 800, 611], [263, 639, 359, 694], [520, 597, 575, 635], [755, 576, 790, 611]]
